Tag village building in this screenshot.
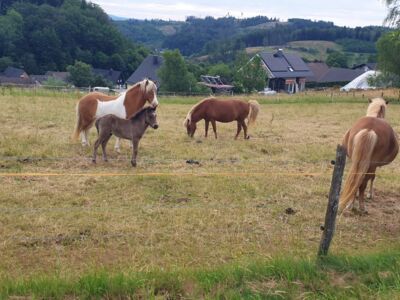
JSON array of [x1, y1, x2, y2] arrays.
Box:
[[307, 62, 366, 87], [92, 68, 122, 86], [257, 49, 313, 93], [126, 55, 163, 87]]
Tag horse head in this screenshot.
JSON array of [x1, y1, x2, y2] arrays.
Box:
[[145, 107, 159, 129], [142, 79, 159, 108], [184, 118, 196, 137], [367, 98, 388, 119]]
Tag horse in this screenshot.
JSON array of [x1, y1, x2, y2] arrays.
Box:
[[339, 98, 399, 214], [183, 97, 260, 139], [72, 79, 158, 151], [93, 106, 159, 167]]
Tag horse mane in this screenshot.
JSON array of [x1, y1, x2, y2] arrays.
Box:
[[366, 98, 387, 118], [183, 97, 214, 127], [126, 78, 157, 96], [128, 106, 154, 120]]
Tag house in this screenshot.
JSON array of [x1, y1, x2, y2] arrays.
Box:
[[257, 49, 313, 93], [45, 71, 70, 83], [352, 63, 377, 72], [2, 66, 29, 79], [126, 55, 163, 87], [199, 75, 234, 94], [92, 68, 122, 85], [307, 62, 366, 87], [0, 66, 33, 85]]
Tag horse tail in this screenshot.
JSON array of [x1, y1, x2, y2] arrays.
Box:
[[72, 102, 83, 141], [247, 100, 260, 127], [339, 129, 377, 214]]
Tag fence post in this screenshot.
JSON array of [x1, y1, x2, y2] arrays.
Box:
[[318, 145, 347, 256]]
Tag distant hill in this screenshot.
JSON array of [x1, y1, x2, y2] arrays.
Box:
[[0, 0, 148, 77], [114, 16, 387, 64]]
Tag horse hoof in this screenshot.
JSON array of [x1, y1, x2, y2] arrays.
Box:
[[131, 161, 137, 167], [92, 160, 96, 164], [246, 135, 250, 140]]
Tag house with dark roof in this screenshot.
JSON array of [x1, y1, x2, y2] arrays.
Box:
[[258, 50, 313, 93], [3, 66, 28, 79], [307, 62, 366, 87], [352, 63, 377, 72], [0, 66, 33, 86], [126, 55, 163, 87], [92, 68, 122, 85]]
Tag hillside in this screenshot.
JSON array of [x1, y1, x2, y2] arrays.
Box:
[[115, 16, 386, 66], [0, 0, 148, 76]]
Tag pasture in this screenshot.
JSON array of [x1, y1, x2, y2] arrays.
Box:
[[1, 90, 400, 298]]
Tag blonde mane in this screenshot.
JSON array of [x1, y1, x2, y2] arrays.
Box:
[[127, 78, 157, 95], [366, 97, 387, 118], [183, 97, 213, 127]]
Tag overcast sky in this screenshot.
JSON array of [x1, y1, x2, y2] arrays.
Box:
[[92, 0, 388, 27]]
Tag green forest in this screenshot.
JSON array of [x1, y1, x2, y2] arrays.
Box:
[[0, 0, 148, 76]]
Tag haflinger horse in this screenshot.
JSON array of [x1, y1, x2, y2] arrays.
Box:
[[339, 98, 399, 214], [183, 97, 260, 139], [72, 79, 158, 151]]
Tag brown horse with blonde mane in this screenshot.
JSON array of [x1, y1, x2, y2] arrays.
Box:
[[339, 98, 398, 214], [72, 79, 158, 150], [184, 97, 260, 139]]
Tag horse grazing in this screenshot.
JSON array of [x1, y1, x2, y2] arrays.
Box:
[[339, 98, 399, 214], [73, 79, 159, 150], [93, 107, 159, 167], [183, 98, 260, 139]]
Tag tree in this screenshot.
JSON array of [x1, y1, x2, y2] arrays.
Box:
[[67, 60, 93, 87], [376, 30, 400, 78], [383, 0, 400, 27], [207, 63, 233, 83], [234, 55, 266, 93], [326, 51, 348, 68], [158, 49, 193, 92]]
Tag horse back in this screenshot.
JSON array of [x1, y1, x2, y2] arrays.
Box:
[[201, 99, 249, 122], [347, 117, 398, 164]]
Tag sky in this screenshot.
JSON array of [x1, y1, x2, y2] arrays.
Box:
[[91, 0, 389, 27]]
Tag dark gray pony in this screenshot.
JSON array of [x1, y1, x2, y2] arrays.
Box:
[[93, 106, 158, 167]]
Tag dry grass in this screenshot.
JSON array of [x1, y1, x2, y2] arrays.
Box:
[[0, 92, 400, 279]]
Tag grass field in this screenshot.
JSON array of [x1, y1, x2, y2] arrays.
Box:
[[1, 89, 400, 298]]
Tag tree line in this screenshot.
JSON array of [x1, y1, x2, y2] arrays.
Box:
[[0, 0, 148, 78]]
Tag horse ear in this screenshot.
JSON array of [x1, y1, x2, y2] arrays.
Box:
[[145, 79, 149, 86]]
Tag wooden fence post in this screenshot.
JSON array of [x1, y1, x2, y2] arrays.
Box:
[[318, 145, 347, 256]]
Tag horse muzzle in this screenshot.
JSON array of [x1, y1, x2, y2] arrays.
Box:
[[152, 124, 159, 129]]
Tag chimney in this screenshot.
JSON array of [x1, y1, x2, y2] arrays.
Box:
[[274, 49, 284, 57], [153, 55, 159, 65]]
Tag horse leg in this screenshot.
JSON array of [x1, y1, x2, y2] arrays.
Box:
[[367, 173, 376, 200], [241, 120, 248, 139], [358, 177, 369, 214], [101, 134, 112, 162], [92, 137, 102, 163], [131, 139, 139, 167], [81, 129, 91, 147], [235, 121, 242, 139], [205, 120, 209, 138], [114, 137, 121, 153], [211, 120, 217, 139]]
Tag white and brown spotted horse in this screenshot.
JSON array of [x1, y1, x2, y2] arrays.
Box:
[[72, 79, 158, 151]]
